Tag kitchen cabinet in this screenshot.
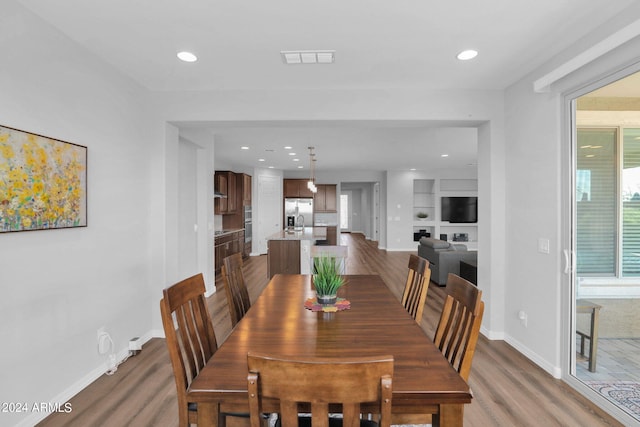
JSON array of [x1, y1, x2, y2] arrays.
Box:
[[326, 226, 338, 245], [315, 184, 337, 212], [214, 230, 244, 273], [284, 179, 314, 198], [242, 174, 252, 206], [214, 171, 237, 214], [267, 239, 301, 278]]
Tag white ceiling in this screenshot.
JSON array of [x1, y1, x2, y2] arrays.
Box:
[[18, 0, 637, 172]]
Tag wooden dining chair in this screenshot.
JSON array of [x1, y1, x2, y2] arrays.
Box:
[[247, 352, 394, 427], [434, 273, 484, 381], [160, 273, 247, 427], [392, 273, 483, 426], [400, 254, 431, 323], [311, 245, 348, 274], [221, 253, 252, 327]]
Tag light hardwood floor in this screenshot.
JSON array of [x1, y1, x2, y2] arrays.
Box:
[[38, 233, 622, 427]]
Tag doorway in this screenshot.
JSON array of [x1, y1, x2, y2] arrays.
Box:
[[569, 71, 640, 423]]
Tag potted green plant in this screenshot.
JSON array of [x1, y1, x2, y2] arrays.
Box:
[[312, 254, 346, 305], [417, 212, 429, 220]]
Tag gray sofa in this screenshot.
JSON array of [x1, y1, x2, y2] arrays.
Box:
[[417, 237, 477, 286]]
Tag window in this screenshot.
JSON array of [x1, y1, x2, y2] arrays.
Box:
[[576, 127, 640, 277], [576, 128, 617, 276], [622, 128, 640, 275], [340, 194, 349, 230]]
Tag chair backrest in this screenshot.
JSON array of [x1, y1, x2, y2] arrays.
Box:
[[221, 253, 252, 327], [433, 273, 484, 381], [311, 245, 348, 274], [247, 352, 394, 427], [160, 273, 218, 426], [400, 254, 431, 323]]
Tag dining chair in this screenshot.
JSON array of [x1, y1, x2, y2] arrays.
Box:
[[221, 252, 252, 327], [247, 352, 394, 427], [160, 273, 248, 427], [434, 273, 484, 381], [392, 273, 483, 426], [311, 245, 348, 274], [400, 254, 431, 323]]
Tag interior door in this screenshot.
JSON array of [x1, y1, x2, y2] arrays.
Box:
[[178, 140, 198, 279], [256, 174, 282, 254]]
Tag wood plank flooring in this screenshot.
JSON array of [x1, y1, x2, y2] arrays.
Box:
[[38, 233, 622, 427]]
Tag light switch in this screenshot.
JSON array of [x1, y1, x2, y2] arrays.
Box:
[[538, 238, 550, 254]]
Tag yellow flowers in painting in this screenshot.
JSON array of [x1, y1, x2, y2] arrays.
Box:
[[0, 126, 87, 232]]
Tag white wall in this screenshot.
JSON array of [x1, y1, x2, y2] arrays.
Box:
[[503, 7, 640, 380], [0, 3, 163, 426]]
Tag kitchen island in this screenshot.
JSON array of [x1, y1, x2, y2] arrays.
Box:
[[266, 227, 327, 278]]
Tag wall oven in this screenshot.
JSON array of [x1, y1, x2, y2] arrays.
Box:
[[244, 206, 252, 243]]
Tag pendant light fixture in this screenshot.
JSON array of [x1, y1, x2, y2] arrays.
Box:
[[307, 147, 318, 193]]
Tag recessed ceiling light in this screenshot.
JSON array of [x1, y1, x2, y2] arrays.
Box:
[[241, 146, 249, 150], [293, 158, 300, 162], [456, 50, 478, 61], [410, 168, 417, 171], [284, 146, 292, 149], [298, 165, 304, 169], [441, 154, 449, 157], [258, 158, 266, 162], [281, 50, 335, 65], [177, 51, 198, 62], [288, 152, 296, 156], [268, 166, 275, 169]]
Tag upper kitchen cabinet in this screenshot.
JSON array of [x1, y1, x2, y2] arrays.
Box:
[[242, 174, 252, 206], [315, 184, 337, 212], [215, 171, 237, 214], [284, 179, 314, 198]]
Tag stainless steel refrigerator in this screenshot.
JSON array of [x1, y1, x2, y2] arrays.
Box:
[[284, 198, 313, 230]]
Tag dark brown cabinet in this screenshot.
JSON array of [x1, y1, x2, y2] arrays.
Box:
[[267, 239, 301, 278], [215, 171, 237, 214], [242, 174, 252, 206], [326, 226, 338, 245], [315, 184, 337, 212], [214, 230, 244, 273], [284, 179, 314, 198]]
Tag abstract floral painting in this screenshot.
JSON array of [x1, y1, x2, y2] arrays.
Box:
[[0, 125, 87, 232]]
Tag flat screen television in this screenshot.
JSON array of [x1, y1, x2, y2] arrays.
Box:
[[441, 197, 478, 223]]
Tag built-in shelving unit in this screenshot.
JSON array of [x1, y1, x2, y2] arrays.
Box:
[[412, 178, 478, 249]]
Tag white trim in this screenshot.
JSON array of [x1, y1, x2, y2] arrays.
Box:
[[480, 326, 504, 341], [504, 333, 562, 379], [534, 18, 640, 92], [14, 332, 158, 427]]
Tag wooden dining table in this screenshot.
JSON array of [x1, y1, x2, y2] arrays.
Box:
[[187, 274, 472, 427]]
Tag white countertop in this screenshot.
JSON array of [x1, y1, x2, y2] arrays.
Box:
[[266, 226, 327, 241]]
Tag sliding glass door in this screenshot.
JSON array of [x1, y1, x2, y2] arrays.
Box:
[[570, 75, 640, 423]]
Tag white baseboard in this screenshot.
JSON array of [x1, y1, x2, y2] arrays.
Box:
[[504, 333, 562, 379], [14, 332, 156, 427], [481, 326, 504, 341]]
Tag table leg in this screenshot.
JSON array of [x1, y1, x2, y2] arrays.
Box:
[[197, 402, 220, 427], [432, 404, 463, 427], [589, 308, 600, 373]]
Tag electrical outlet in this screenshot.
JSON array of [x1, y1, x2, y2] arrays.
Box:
[[97, 328, 112, 355], [518, 310, 528, 327]]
